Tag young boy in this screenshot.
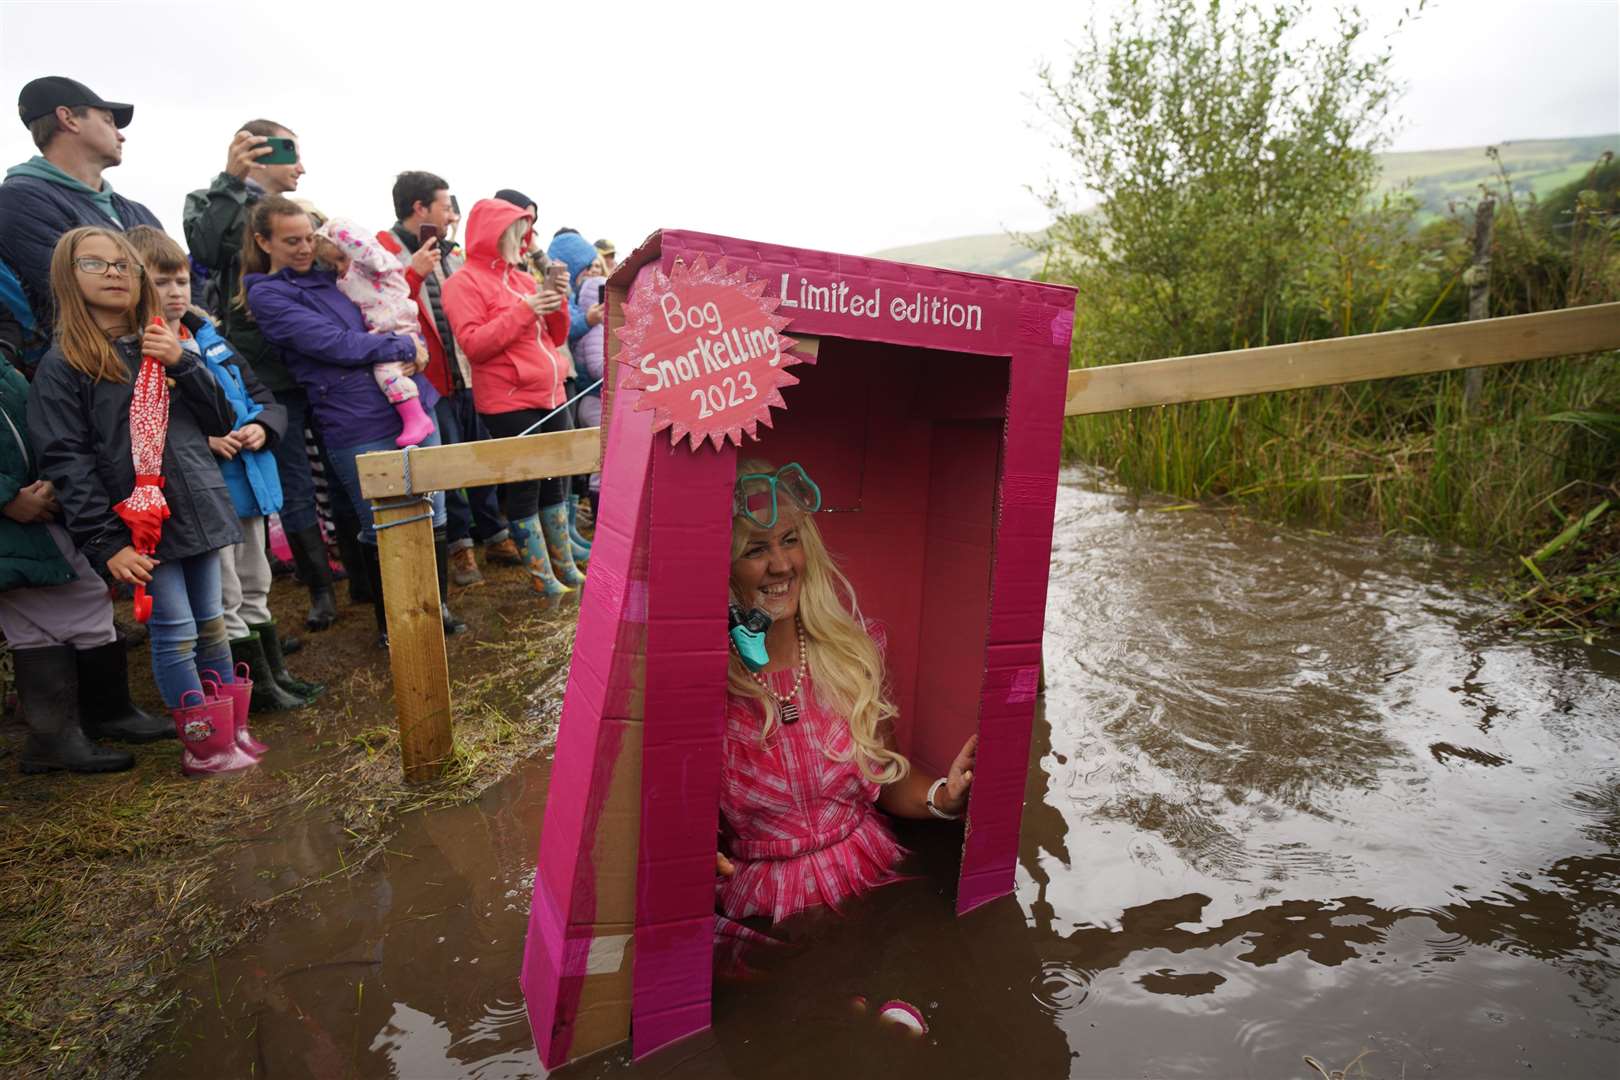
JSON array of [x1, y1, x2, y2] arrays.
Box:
[[124, 226, 320, 710]]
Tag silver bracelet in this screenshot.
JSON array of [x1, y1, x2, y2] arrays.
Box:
[[926, 777, 960, 820]]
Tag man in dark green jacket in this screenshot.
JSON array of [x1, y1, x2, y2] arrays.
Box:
[[182, 119, 303, 387], [183, 120, 366, 630]]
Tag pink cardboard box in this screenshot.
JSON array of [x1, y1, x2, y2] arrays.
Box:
[[521, 230, 1077, 1067]]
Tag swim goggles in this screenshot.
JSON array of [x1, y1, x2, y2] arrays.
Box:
[[733, 463, 822, 529]]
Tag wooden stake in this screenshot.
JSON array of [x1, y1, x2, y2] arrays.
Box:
[[372, 497, 452, 782], [1464, 198, 1496, 412]]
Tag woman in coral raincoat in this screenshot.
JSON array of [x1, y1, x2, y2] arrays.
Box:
[[441, 197, 584, 599]]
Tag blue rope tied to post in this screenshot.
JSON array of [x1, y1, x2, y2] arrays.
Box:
[[373, 444, 434, 532]]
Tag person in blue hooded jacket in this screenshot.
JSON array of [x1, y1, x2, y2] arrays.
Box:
[[128, 226, 321, 710], [0, 77, 160, 341], [543, 227, 602, 557]]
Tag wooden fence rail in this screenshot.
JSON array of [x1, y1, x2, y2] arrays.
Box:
[[358, 302, 1620, 779], [1062, 301, 1620, 416]]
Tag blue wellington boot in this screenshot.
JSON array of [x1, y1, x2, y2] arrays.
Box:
[[539, 503, 587, 587], [516, 514, 572, 598], [567, 495, 591, 564]]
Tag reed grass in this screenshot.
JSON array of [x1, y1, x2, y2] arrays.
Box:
[[1063, 352, 1620, 633]]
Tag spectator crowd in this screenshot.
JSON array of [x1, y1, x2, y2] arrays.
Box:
[[0, 76, 616, 778]]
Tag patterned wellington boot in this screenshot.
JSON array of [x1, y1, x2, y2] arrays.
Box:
[[201, 667, 266, 758], [171, 689, 258, 776], [514, 514, 572, 598], [539, 503, 587, 587]]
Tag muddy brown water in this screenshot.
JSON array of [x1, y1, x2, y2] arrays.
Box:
[[143, 469, 1620, 1078]]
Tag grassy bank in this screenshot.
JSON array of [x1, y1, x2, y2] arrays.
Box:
[[0, 564, 575, 1078], [1063, 352, 1620, 636]]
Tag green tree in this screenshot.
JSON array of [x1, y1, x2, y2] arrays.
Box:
[[1036, 0, 1420, 363]]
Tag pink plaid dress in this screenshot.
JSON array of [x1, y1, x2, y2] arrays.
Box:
[[717, 639, 906, 924]]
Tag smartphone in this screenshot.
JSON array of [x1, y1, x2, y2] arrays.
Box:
[[418, 223, 440, 246], [546, 263, 568, 290], [259, 136, 298, 165]]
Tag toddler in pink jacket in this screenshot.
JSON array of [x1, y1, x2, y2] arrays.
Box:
[[314, 219, 435, 447]]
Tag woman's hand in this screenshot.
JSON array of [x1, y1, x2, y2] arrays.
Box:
[[524, 290, 563, 316], [3, 480, 59, 524], [586, 302, 604, 328], [231, 424, 267, 451], [716, 851, 735, 878], [936, 734, 978, 816], [143, 320, 184, 368], [107, 545, 157, 586], [208, 434, 241, 460]]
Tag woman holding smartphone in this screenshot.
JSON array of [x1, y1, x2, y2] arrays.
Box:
[[441, 197, 584, 600]]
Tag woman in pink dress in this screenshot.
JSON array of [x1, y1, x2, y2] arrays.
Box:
[[717, 460, 979, 926]]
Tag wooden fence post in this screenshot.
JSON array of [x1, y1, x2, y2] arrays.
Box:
[[1463, 197, 1496, 413], [372, 495, 453, 782]]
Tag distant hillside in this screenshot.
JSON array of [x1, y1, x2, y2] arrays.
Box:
[[1380, 133, 1619, 219], [871, 231, 1050, 280], [874, 133, 1619, 278]]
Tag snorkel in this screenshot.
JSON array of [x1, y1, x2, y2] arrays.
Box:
[[728, 595, 773, 672], [730, 462, 823, 671]]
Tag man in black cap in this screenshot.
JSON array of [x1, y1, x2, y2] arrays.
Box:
[[0, 76, 161, 337]]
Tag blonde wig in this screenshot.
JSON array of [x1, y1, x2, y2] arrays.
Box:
[[49, 226, 163, 384], [727, 460, 910, 784]]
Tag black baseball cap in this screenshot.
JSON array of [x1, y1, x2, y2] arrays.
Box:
[[17, 76, 133, 128]]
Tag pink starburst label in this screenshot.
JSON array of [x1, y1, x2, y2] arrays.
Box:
[[619, 256, 812, 450]]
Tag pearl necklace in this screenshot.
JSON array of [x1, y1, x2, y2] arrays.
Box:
[[746, 617, 807, 724]]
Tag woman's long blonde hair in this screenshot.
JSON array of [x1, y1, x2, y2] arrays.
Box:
[[498, 216, 531, 266], [49, 227, 162, 383], [727, 459, 909, 784]]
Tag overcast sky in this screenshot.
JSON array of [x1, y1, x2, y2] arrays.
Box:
[[0, 0, 1615, 260]]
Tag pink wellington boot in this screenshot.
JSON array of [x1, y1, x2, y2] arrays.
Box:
[[394, 396, 436, 448], [202, 665, 266, 758], [171, 689, 258, 776]]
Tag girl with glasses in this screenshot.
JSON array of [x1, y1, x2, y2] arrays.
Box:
[[28, 226, 250, 775]]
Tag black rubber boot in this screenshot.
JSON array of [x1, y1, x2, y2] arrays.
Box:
[[75, 639, 172, 742], [335, 508, 372, 605], [361, 542, 388, 648], [287, 524, 338, 631], [434, 529, 467, 637], [229, 635, 310, 711], [16, 645, 133, 774], [247, 621, 324, 701]]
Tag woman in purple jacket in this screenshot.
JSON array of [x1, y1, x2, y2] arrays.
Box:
[[242, 196, 464, 645]]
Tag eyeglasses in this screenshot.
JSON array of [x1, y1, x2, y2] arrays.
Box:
[[734, 463, 821, 529], [74, 257, 142, 277]]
